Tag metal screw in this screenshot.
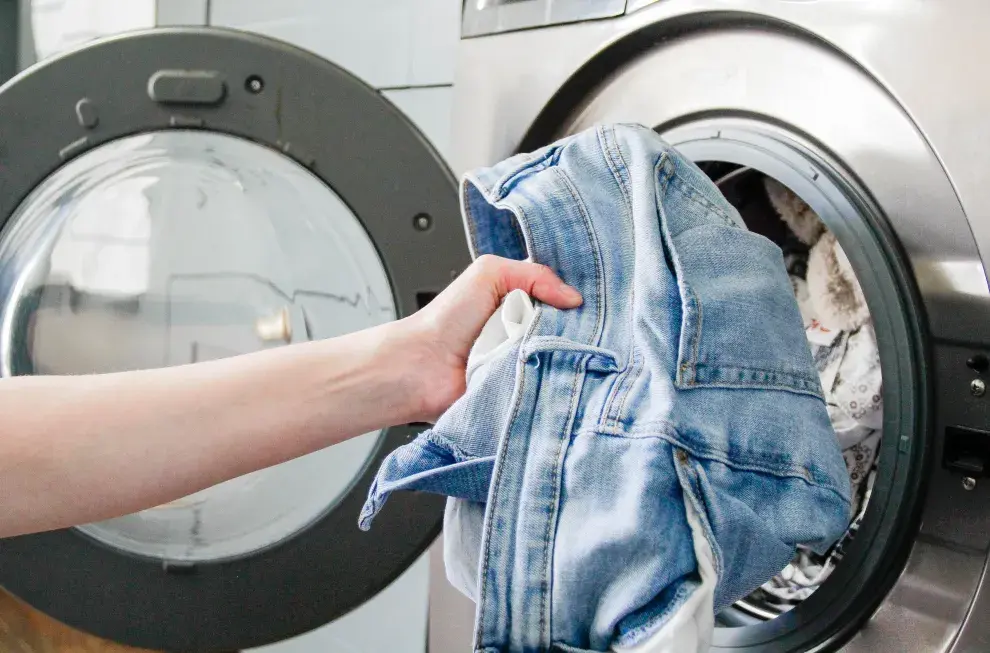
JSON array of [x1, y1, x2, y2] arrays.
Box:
[[963, 476, 977, 491], [245, 75, 264, 94], [413, 213, 432, 231], [972, 378, 986, 397]]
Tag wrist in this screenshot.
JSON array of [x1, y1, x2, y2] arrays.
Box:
[[382, 315, 462, 425], [370, 318, 436, 425]]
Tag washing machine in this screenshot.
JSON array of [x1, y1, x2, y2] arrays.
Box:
[[0, 4, 471, 652], [448, 0, 990, 651]]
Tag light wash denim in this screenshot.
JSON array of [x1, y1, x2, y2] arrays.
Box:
[[359, 124, 851, 652]]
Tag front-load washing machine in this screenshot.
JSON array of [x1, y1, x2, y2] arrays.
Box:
[[0, 25, 472, 652], [451, 1, 990, 651]]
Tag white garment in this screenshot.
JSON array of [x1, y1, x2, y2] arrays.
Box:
[[465, 289, 536, 385], [613, 500, 716, 653]]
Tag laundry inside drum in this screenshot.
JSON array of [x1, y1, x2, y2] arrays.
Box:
[[0, 130, 396, 562], [699, 162, 883, 621]]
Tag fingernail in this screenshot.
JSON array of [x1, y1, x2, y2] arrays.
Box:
[[560, 283, 583, 305]]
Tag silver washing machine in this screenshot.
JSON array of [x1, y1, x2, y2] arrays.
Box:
[[450, 1, 990, 652]]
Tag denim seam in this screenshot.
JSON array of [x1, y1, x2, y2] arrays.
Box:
[[475, 195, 559, 647], [543, 166, 607, 647], [492, 149, 556, 202], [655, 155, 702, 389], [580, 426, 852, 503], [610, 345, 642, 426], [597, 126, 628, 422], [474, 211, 540, 645], [692, 360, 822, 382], [474, 361, 527, 644], [617, 581, 696, 646], [598, 125, 640, 427], [422, 430, 477, 463], [679, 380, 824, 400], [688, 286, 703, 385], [614, 448, 722, 646], [539, 352, 588, 645], [676, 451, 724, 578], [599, 124, 631, 209], [553, 168, 607, 349], [668, 176, 738, 228]]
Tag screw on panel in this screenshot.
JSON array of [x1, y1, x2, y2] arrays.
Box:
[[963, 476, 977, 491], [245, 75, 264, 94], [972, 378, 986, 397], [413, 213, 432, 231]]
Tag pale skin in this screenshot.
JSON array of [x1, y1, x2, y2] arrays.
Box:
[[0, 255, 582, 538]]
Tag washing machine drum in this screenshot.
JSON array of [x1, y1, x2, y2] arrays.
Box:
[[0, 28, 467, 651]]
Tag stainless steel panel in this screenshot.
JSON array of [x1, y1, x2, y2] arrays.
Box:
[[840, 537, 985, 653], [453, 0, 990, 347], [452, 1, 990, 650]]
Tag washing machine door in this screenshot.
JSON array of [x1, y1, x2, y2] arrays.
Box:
[[0, 27, 468, 652]]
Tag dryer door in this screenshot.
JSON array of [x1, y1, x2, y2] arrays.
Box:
[[0, 27, 468, 652]]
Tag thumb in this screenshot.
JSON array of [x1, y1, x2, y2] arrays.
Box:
[[492, 258, 583, 309]]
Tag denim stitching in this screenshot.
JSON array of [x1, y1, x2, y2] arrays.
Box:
[[422, 430, 478, 463], [474, 205, 540, 643], [655, 155, 701, 388], [668, 176, 737, 227], [540, 167, 606, 647], [605, 127, 645, 422], [554, 169, 607, 348], [610, 345, 642, 426], [688, 286, 703, 385], [613, 450, 721, 646], [674, 452, 724, 579], [617, 580, 696, 645], [599, 124, 631, 209], [583, 426, 850, 503], [599, 124, 642, 428], [680, 379, 824, 400], [492, 149, 557, 202], [539, 351, 587, 644]]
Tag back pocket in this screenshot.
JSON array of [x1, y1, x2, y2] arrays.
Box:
[[665, 223, 823, 398]]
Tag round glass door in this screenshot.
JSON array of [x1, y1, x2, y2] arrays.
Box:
[[0, 130, 395, 562]]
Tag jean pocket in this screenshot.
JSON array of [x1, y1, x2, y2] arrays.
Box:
[[665, 223, 823, 399], [358, 431, 496, 531]]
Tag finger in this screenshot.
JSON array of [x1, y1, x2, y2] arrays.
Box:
[[495, 259, 583, 309]]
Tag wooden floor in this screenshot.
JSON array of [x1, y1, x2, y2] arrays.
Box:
[[0, 590, 155, 653]]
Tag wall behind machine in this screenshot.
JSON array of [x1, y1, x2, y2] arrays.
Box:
[[206, 0, 458, 160]]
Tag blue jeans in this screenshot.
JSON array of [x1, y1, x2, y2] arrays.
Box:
[[360, 124, 851, 652]]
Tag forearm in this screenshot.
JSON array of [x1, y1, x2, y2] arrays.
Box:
[[0, 320, 421, 537]]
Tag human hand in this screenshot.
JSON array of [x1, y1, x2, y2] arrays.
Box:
[[396, 255, 582, 423]]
